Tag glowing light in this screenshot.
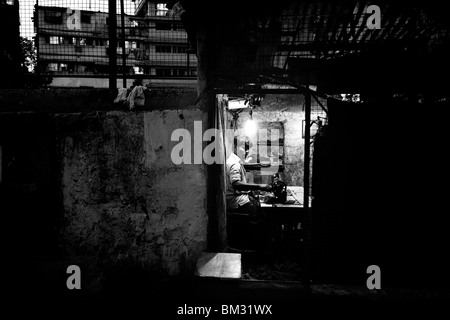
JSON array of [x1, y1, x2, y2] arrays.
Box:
[[244, 119, 257, 136]]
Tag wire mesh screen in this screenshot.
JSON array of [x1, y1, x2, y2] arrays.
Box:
[[209, 0, 450, 87], [17, 0, 450, 89], [19, 0, 196, 88]]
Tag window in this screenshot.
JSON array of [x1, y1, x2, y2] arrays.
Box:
[[124, 41, 137, 50], [155, 68, 171, 77], [155, 22, 171, 30], [46, 63, 70, 72], [66, 63, 75, 73], [173, 46, 187, 54], [117, 66, 132, 74], [172, 22, 184, 31], [133, 67, 144, 75], [155, 45, 171, 53], [49, 36, 63, 45], [76, 65, 86, 73], [117, 47, 129, 55], [155, 22, 183, 31], [81, 12, 91, 24], [156, 3, 168, 16], [47, 63, 58, 72], [73, 37, 87, 46], [173, 69, 187, 77], [76, 64, 94, 73]]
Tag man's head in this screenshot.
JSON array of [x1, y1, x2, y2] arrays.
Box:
[[224, 129, 252, 161]]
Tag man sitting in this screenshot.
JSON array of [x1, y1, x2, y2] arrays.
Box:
[[226, 151, 271, 222], [225, 138, 272, 250]]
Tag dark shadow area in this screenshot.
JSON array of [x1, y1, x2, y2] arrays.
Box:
[[0, 113, 65, 303], [0, 113, 61, 253], [312, 97, 450, 289]]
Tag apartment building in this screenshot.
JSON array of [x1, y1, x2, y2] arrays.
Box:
[[35, 2, 197, 88]]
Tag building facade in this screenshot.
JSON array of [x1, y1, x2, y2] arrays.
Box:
[[35, 2, 197, 88]]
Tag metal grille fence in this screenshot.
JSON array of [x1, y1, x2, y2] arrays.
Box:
[[16, 0, 450, 89], [19, 0, 196, 88]]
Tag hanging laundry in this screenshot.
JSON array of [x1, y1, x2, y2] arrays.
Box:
[[127, 85, 145, 110], [114, 88, 128, 104]]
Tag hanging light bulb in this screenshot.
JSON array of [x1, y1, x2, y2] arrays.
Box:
[[244, 109, 257, 136]]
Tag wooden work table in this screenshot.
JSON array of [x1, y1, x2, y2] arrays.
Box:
[[259, 186, 311, 209], [257, 186, 311, 258]]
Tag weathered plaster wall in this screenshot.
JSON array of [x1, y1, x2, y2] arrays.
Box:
[[57, 109, 208, 292]]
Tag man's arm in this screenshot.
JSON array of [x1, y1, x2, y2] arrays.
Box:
[[232, 180, 272, 192]]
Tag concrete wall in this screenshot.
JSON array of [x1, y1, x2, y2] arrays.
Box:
[[57, 109, 208, 291]]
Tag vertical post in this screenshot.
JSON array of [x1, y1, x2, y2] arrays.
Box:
[[35, 0, 40, 76], [186, 36, 190, 77], [108, 0, 117, 96], [120, 0, 127, 88], [303, 92, 311, 292], [197, 19, 224, 251]]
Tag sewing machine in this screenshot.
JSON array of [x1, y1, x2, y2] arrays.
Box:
[[264, 173, 288, 204]]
